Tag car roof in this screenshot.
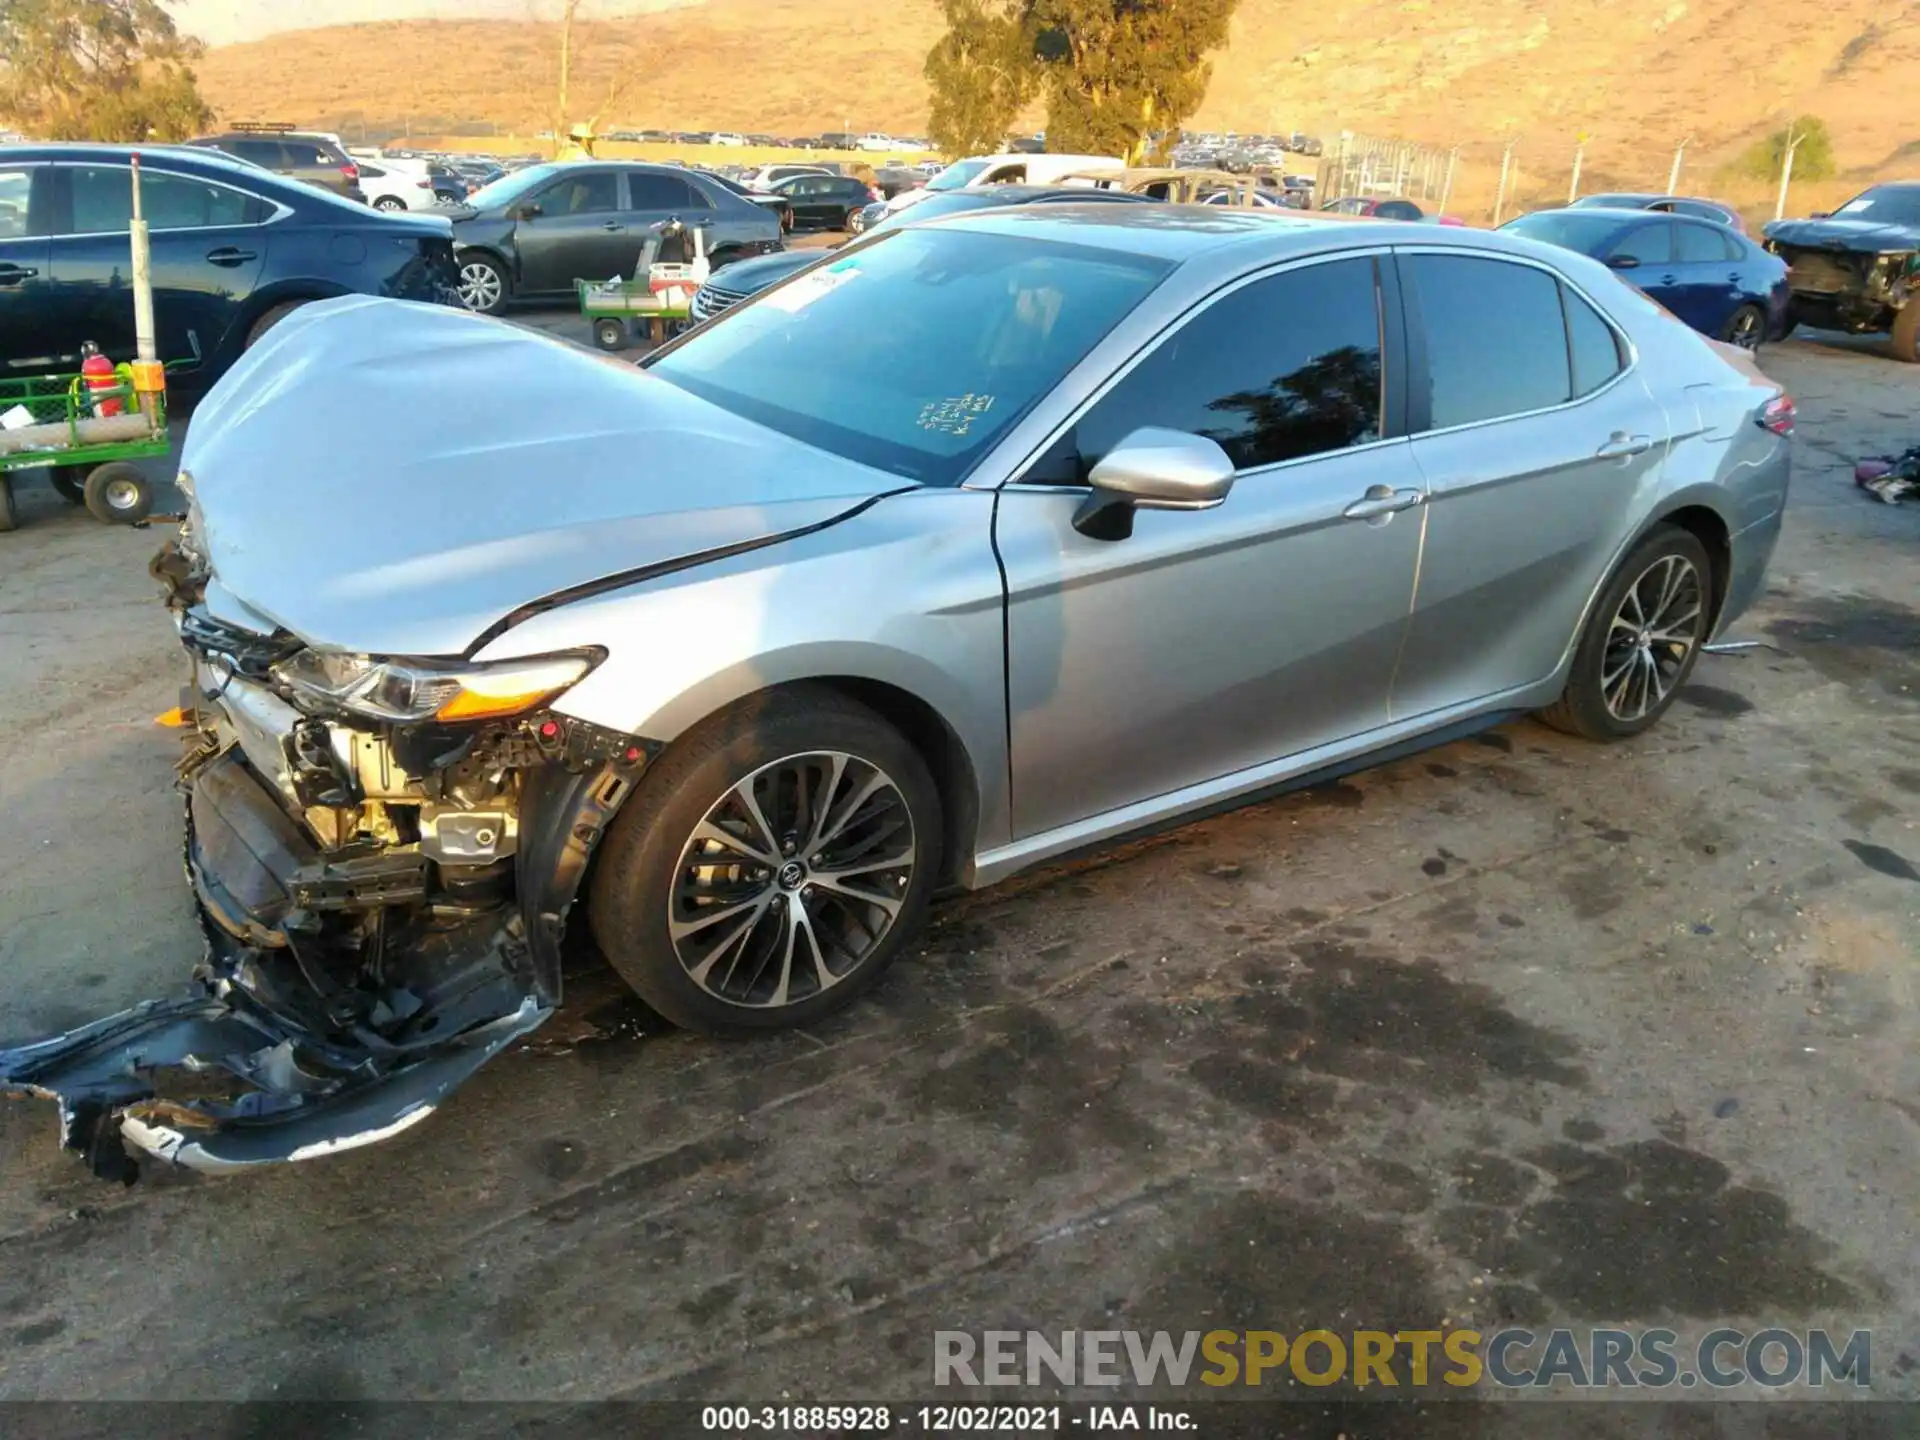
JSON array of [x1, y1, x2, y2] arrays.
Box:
[[929, 203, 1540, 265], [0, 141, 290, 184]]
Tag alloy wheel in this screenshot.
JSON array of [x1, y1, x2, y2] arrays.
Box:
[[1728, 308, 1762, 350], [668, 751, 916, 1010], [458, 261, 502, 311], [1601, 554, 1704, 722]]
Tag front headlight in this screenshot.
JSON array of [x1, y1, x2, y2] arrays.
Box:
[[270, 649, 601, 723]]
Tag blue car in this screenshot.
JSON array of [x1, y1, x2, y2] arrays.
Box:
[[0, 143, 460, 389], [1501, 207, 1789, 349]]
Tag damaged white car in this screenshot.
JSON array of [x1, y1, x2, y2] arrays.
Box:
[[1, 211, 1791, 1179]]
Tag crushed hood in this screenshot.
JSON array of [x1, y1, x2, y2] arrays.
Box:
[[182, 297, 909, 656], [1764, 217, 1920, 252]]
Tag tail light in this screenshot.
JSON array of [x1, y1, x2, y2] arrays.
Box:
[[1759, 395, 1796, 436], [342, 162, 360, 183], [868, 185, 882, 202], [414, 178, 431, 189]]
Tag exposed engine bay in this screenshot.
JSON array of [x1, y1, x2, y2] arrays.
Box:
[[1771, 244, 1920, 332], [0, 536, 654, 1180]]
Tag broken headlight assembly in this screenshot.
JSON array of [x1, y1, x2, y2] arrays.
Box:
[[269, 648, 603, 723]]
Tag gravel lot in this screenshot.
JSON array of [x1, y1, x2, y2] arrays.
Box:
[[0, 315, 1915, 1420]]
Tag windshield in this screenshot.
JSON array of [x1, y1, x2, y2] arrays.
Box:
[[1500, 211, 1636, 256], [867, 189, 1006, 234], [1830, 186, 1920, 226], [646, 229, 1170, 485], [927, 159, 993, 192], [465, 164, 558, 211]]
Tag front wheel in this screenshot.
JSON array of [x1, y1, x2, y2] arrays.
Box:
[[82, 461, 152, 525], [1889, 302, 1920, 363], [1538, 525, 1711, 741], [457, 254, 509, 315], [1721, 303, 1765, 351], [373, 196, 407, 212], [593, 317, 628, 351], [589, 686, 942, 1034]]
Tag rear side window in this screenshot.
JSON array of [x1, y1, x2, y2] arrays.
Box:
[[627, 173, 702, 210], [1562, 285, 1624, 397], [1045, 255, 1384, 476], [67, 165, 267, 233], [1675, 222, 1728, 264], [284, 142, 340, 168], [1404, 253, 1570, 429]]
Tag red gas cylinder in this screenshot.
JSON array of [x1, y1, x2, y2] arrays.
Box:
[[81, 347, 122, 418]]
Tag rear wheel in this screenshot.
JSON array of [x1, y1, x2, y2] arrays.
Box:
[[1721, 303, 1765, 351], [49, 466, 86, 504], [1890, 302, 1920, 363], [246, 300, 307, 349], [1538, 525, 1711, 741], [0, 475, 15, 533], [373, 196, 407, 212], [593, 317, 628, 351], [589, 686, 941, 1034]]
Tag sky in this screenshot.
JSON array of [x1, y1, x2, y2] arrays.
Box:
[[169, 0, 695, 47]]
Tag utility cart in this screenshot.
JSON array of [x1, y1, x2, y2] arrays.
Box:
[[0, 155, 171, 532], [576, 216, 711, 351]]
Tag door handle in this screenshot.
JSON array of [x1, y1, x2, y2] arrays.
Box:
[[1659, 273, 1678, 286], [1596, 432, 1653, 459], [0, 264, 36, 284], [205, 247, 257, 266], [1342, 486, 1423, 520], [600, 220, 623, 231]]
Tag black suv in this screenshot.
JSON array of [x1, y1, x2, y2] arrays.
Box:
[[188, 130, 364, 201]]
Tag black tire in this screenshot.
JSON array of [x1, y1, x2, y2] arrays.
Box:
[[593, 317, 628, 351], [844, 206, 863, 232], [589, 685, 942, 1034], [708, 247, 740, 271], [82, 461, 152, 525], [1890, 302, 1920, 363], [49, 466, 86, 504], [457, 253, 510, 314], [0, 475, 15, 533], [373, 196, 406, 212], [246, 300, 307, 349], [1721, 303, 1765, 351], [1538, 524, 1712, 741]]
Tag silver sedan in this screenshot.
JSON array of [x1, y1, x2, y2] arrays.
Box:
[[1, 207, 1792, 1175]]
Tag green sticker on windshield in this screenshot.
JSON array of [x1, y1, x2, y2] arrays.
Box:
[[918, 393, 996, 436]]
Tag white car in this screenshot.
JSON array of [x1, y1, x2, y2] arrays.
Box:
[[744, 163, 830, 191], [856, 133, 896, 152], [355, 158, 441, 212], [709, 132, 747, 147]]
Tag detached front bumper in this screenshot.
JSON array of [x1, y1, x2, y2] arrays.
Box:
[[0, 616, 648, 1181]]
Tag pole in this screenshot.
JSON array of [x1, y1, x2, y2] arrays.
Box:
[[129, 155, 156, 365], [1440, 146, 1458, 213], [1493, 138, 1517, 226], [1667, 136, 1689, 194], [1775, 126, 1802, 221], [1568, 139, 1584, 203]]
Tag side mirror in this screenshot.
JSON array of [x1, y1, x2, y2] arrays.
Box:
[[514, 201, 543, 220], [1607, 254, 1640, 270], [1072, 427, 1235, 541]]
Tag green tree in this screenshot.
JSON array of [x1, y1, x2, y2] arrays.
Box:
[[0, 0, 209, 141], [923, 0, 1238, 164], [1026, 0, 1238, 163], [1736, 115, 1836, 182], [924, 0, 1037, 158]]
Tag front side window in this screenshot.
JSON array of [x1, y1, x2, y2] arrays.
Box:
[[1607, 221, 1672, 266], [1403, 253, 1570, 430], [646, 228, 1170, 486], [1036, 255, 1384, 480], [537, 171, 618, 216], [0, 170, 32, 239], [67, 165, 266, 234]]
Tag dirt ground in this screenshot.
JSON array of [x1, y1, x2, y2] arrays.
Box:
[[0, 317, 1916, 1424]]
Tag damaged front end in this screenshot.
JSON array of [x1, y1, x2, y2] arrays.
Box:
[[1770, 243, 1920, 333], [0, 536, 652, 1181]]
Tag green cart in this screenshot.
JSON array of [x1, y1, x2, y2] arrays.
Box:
[[0, 366, 170, 530]]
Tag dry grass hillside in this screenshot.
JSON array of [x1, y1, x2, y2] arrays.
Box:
[[195, 0, 1920, 210]]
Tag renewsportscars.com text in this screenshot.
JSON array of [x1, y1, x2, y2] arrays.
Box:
[[933, 1327, 1872, 1390]]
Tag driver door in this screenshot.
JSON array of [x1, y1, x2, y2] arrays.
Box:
[[514, 168, 627, 293], [995, 253, 1428, 840]]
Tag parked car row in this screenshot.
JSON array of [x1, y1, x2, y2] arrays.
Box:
[[600, 129, 933, 152]]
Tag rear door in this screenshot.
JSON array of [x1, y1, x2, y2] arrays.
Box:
[[0, 163, 53, 376], [780, 176, 830, 227], [514, 168, 626, 292], [43, 161, 270, 370], [1390, 249, 1665, 720], [622, 171, 713, 263]]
